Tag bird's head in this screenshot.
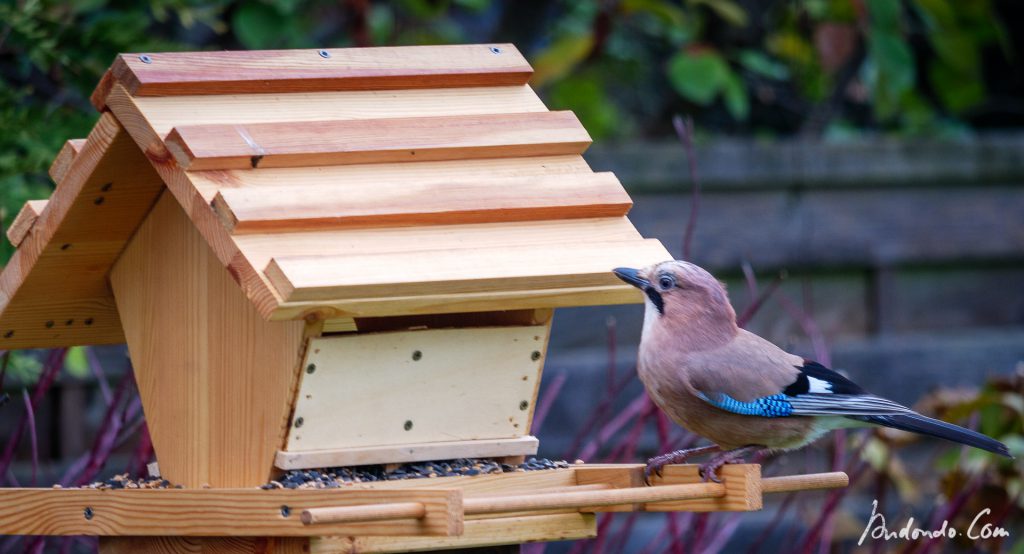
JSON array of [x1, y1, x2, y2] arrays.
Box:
[[613, 261, 737, 343]]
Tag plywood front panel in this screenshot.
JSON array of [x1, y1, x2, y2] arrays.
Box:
[[285, 325, 549, 452]]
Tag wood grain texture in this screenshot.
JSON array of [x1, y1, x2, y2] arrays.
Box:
[[100, 536, 306, 554], [133, 86, 548, 139], [0, 487, 461, 536], [103, 44, 532, 97], [284, 326, 548, 451], [48, 138, 87, 184], [188, 156, 590, 203], [6, 200, 48, 248], [213, 172, 631, 234], [265, 238, 669, 303], [313, 513, 595, 554], [276, 437, 540, 470], [574, 464, 761, 512], [101, 83, 667, 322], [109, 192, 306, 488], [165, 111, 591, 170], [0, 113, 165, 349]]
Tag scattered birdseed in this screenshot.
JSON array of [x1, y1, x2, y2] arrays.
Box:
[[264, 457, 572, 489], [82, 473, 174, 490]]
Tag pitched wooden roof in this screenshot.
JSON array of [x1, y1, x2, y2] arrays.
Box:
[[0, 44, 669, 348]]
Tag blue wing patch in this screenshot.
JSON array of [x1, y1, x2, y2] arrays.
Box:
[[697, 392, 794, 418]]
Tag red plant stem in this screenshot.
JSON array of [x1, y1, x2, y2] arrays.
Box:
[[673, 115, 701, 260], [70, 373, 134, 486], [562, 369, 637, 459], [21, 388, 37, 487], [606, 316, 617, 395], [577, 391, 649, 461], [0, 348, 66, 482], [85, 346, 112, 405], [531, 372, 568, 435], [746, 492, 798, 554]]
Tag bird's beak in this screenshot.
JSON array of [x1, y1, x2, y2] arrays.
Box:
[[613, 267, 649, 289]]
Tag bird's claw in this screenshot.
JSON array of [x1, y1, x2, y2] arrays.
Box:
[[698, 463, 723, 483], [643, 459, 665, 486]]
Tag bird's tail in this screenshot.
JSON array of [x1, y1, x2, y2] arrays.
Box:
[[851, 413, 1011, 458]]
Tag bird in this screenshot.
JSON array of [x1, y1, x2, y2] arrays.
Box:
[[612, 260, 1011, 484]]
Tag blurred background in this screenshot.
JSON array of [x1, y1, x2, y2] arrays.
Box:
[[1, 0, 1022, 552]]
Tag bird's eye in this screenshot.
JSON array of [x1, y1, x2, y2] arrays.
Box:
[[658, 274, 676, 290]]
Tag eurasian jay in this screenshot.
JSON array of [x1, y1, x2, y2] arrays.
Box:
[[613, 260, 1010, 483]]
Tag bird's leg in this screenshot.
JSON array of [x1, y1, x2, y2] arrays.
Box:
[[644, 444, 721, 485], [698, 445, 766, 483]]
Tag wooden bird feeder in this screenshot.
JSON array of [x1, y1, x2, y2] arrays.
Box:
[[0, 44, 847, 553]]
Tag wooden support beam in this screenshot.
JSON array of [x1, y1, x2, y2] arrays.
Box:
[[212, 172, 631, 234], [0, 488, 461, 537], [96, 44, 533, 104], [109, 192, 307, 488], [761, 471, 849, 493], [314, 513, 595, 554], [165, 111, 592, 170], [277, 437, 540, 471], [6, 200, 48, 248], [48, 139, 87, 184], [264, 238, 668, 304]]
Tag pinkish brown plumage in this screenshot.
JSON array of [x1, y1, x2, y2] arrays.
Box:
[[613, 260, 1010, 483]]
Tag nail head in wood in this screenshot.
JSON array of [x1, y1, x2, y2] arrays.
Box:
[[318, 49, 331, 58], [411, 350, 422, 361], [531, 350, 542, 361], [139, 55, 152, 64], [490, 46, 502, 54], [305, 363, 316, 374], [280, 505, 291, 518], [294, 417, 304, 428], [83, 507, 94, 520], [403, 420, 413, 431], [519, 400, 529, 411]]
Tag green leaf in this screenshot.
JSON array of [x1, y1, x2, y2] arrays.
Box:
[[667, 51, 728, 105], [721, 69, 749, 120], [547, 75, 624, 139], [866, 0, 902, 30], [453, 0, 492, 12], [738, 50, 789, 80], [865, 29, 915, 119], [64, 346, 88, 379], [691, 0, 748, 27], [232, 3, 285, 50], [622, 0, 687, 28], [531, 34, 594, 86]]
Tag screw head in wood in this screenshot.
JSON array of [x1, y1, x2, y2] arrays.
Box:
[[139, 55, 152, 64], [294, 417, 304, 428], [531, 350, 542, 361], [412, 350, 422, 361], [280, 505, 291, 517], [489, 46, 502, 54], [305, 363, 316, 374], [404, 420, 413, 431], [519, 400, 529, 411], [318, 49, 331, 58], [83, 507, 94, 520]]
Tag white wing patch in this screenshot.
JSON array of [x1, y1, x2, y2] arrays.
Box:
[[807, 376, 833, 394]]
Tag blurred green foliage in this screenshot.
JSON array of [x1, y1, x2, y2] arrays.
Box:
[[0, 0, 1018, 263]]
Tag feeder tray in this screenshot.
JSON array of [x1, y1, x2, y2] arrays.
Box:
[[0, 44, 847, 553]]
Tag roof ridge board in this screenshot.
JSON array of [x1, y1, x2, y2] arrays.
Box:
[[163, 111, 592, 171], [91, 44, 532, 110]]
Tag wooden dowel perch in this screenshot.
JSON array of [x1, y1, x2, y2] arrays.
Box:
[[302, 482, 725, 525], [299, 470, 849, 526], [761, 471, 849, 494], [300, 501, 426, 525]]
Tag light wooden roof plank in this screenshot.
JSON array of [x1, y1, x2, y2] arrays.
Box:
[[164, 111, 592, 170], [213, 172, 631, 234]]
